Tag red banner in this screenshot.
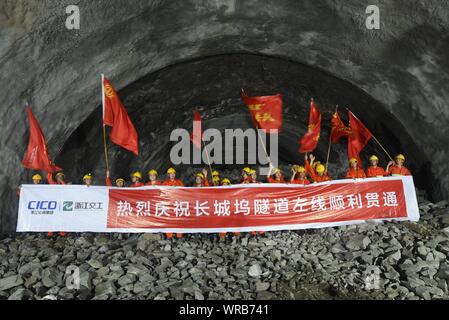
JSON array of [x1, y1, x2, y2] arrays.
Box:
[[107, 177, 418, 232]]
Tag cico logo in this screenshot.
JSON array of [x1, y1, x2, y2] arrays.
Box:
[[28, 201, 57, 210]]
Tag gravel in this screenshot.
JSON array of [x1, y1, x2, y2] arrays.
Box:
[[0, 193, 448, 300]]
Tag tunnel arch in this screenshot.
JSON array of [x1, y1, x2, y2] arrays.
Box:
[[2, 1, 449, 236], [55, 52, 433, 193]]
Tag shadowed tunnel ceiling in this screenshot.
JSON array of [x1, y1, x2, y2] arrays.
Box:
[[1, 0, 449, 235]]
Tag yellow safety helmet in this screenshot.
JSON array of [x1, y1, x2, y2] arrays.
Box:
[[55, 172, 65, 178], [369, 155, 379, 161], [83, 173, 93, 180], [212, 170, 220, 177], [131, 171, 142, 179], [273, 168, 281, 174], [167, 167, 176, 174], [249, 169, 257, 175], [396, 154, 406, 161], [349, 158, 358, 164], [296, 166, 306, 173], [221, 178, 231, 185], [196, 172, 205, 180], [212, 176, 220, 183], [32, 174, 42, 181], [148, 169, 158, 176], [313, 161, 321, 169], [315, 164, 326, 174], [243, 167, 251, 174], [115, 178, 125, 184]]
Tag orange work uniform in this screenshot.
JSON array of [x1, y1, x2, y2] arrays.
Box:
[[162, 179, 184, 187], [305, 160, 331, 182], [290, 178, 310, 185], [145, 180, 162, 186], [130, 181, 144, 187], [267, 176, 286, 183], [345, 168, 366, 179], [388, 165, 411, 176], [366, 166, 387, 178], [47, 173, 66, 185]]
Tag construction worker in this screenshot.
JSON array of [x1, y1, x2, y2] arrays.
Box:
[[212, 170, 220, 180], [129, 171, 144, 187], [366, 155, 387, 178], [241, 167, 252, 184], [211, 176, 221, 186], [249, 169, 260, 183], [387, 154, 411, 176], [47, 172, 66, 185], [290, 166, 310, 185], [146, 169, 161, 186], [267, 167, 286, 183], [162, 167, 184, 239], [345, 158, 366, 179], [306, 154, 331, 183], [162, 168, 184, 186], [221, 178, 231, 186], [83, 173, 93, 186], [105, 171, 126, 187], [193, 172, 207, 187], [32, 174, 43, 184]]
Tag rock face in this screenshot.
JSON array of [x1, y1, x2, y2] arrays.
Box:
[[1, 1, 449, 235], [0, 196, 449, 300]]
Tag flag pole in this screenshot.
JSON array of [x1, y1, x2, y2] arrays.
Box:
[[347, 108, 394, 162], [256, 128, 273, 170], [202, 140, 214, 180], [194, 107, 214, 179], [325, 105, 338, 173], [101, 74, 110, 174]]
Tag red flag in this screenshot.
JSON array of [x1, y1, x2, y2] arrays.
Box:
[[298, 99, 322, 153], [330, 110, 352, 143], [22, 107, 62, 173], [190, 110, 202, 149], [241, 91, 283, 133], [347, 111, 373, 163], [102, 76, 139, 155]]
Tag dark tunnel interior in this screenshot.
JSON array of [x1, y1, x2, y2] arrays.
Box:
[[54, 53, 433, 196]]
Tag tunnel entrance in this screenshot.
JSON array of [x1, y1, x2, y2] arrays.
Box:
[[55, 53, 434, 198]]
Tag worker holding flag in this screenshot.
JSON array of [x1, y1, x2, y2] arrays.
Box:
[[387, 154, 411, 176]]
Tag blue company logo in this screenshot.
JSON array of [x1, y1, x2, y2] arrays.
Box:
[[27, 201, 57, 210]]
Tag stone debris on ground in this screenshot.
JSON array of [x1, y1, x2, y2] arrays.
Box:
[[0, 192, 448, 300]]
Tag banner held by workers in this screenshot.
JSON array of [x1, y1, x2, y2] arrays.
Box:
[[17, 176, 419, 233]]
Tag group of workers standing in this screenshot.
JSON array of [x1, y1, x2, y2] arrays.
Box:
[[22, 153, 411, 238]]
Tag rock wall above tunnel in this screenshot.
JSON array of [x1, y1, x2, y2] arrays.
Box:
[[1, 0, 449, 235]]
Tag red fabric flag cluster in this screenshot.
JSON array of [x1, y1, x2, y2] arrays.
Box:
[[103, 76, 139, 155], [241, 91, 283, 133], [22, 107, 62, 173], [330, 110, 352, 143], [347, 111, 373, 163], [298, 99, 322, 153], [190, 110, 203, 149]]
